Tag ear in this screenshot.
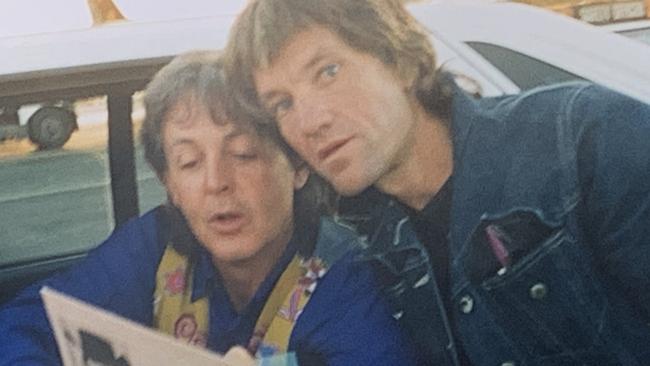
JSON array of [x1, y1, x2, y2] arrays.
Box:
[[293, 164, 310, 190]]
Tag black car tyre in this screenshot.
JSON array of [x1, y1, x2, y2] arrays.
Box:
[[27, 106, 77, 150]]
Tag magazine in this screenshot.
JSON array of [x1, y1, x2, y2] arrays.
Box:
[[40, 287, 269, 366]]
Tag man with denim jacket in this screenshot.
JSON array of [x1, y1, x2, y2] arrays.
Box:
[[225, 0, 650, 364]]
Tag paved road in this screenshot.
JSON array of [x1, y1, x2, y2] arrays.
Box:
[[0, 146, 166, 267]]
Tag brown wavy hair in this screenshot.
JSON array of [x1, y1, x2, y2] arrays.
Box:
[[223, 0, 452, 125]]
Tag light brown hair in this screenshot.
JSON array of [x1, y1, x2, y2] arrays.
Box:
[[224, 0, 451, 123]]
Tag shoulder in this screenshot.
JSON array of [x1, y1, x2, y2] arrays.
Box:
[[303, 217, 375, 309], [566, 83, 650, 127], [69, 206, 169, 272], [482, 81, 648, 125], [459, 81, 650, 151], [479, 81, 593, 120], [291, 219, 417, 365], [33, 206, 170, 315], [312, 216, 364, 266], [106, 206, 165, 242], [305, 218, 377, 315]]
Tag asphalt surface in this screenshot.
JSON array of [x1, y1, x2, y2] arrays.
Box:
[[0, 145, 166, 267]]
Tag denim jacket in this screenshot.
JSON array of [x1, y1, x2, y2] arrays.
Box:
[[356, 82, 650, 366]]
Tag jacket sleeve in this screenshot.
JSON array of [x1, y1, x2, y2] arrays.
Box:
[[0, 209, 165, 366], [289, 250, 419, 366], [572, 85, 650, 320]]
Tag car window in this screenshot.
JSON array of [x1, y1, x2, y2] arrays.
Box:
[[132, 92, 167, 213], [465, 41, 585, 91], [0, 99, 113, 268], [617, 27, 650, 45], [0, 95, 165, 268]]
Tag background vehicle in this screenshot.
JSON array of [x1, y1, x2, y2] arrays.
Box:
[[0, 102, 78, 150], [412, 1, 650, 103], [2, 0, 650, 305], [0, 0, 129, 150]]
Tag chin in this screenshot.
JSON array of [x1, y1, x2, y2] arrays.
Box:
[[214, 250, 259, 267], [333, 178, 372, 197], [204, 239, 258, 264], [327, 164, 381, 197]]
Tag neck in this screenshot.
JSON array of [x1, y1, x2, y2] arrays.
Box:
[[377, 105, 453, 210], [215, 229, 292, 313]]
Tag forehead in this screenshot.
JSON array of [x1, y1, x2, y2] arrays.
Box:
[[163, 94, 223, 127], [162, 97, 251, 143], [255, 26, 348, 85]]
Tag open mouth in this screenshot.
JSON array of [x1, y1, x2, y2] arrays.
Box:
[[208, 212, 245, 235]]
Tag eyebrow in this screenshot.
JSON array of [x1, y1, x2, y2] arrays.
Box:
[[302, 50, 329, 76], [259, 48, 333, 103], [168, 138, 194, 149], [223, 128, 247, 141]]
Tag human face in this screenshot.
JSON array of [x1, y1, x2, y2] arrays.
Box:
[[162, 97, 307, 266], [254, 26, 419, 196]]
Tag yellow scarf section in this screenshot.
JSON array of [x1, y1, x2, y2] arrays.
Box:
[[153, 244, 327, 358]]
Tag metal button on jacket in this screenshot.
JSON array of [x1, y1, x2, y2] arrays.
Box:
[[459, 295, 474, 314], [529, 282, 548, 300], [501, 361, 516, 366]]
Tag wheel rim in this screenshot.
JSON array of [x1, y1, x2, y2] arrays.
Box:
[[40, 116, 67, 143]]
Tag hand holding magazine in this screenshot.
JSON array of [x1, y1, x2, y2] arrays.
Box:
[[40, 287, 296, 366]]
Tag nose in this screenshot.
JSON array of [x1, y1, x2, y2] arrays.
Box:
[[295, 97, 334, 140], [204, 155, 233, 194]]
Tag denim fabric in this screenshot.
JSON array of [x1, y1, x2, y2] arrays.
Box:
[[359, 82, 650, 366]]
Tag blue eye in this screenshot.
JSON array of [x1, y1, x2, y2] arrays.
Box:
[[320, 63, 339, 79]]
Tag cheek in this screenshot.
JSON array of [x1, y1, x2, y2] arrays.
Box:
[[165, 175, 200, 221], [279, 124, 310, 156]]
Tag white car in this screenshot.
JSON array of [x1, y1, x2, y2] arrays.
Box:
[[408, 1, 650, 103]]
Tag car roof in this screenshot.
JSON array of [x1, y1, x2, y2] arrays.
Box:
[[0, 15, 234, 106], [0, 15, 233, 77], [409, 1, 650, 103]]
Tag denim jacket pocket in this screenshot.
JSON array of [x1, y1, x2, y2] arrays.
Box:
[[462, 210, 611, 361]]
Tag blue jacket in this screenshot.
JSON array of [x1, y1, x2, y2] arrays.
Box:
[[359, 82, 650, 366], [0, 207, 417, 365]]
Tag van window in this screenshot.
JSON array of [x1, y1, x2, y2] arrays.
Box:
[[465, 41, 585, 90], [0, 99, 114, 267], [0, 95, 166, 269], [132, 92, 167, 213]]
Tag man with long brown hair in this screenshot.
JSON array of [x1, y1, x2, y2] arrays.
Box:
[[225, 0, 650, 364]]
